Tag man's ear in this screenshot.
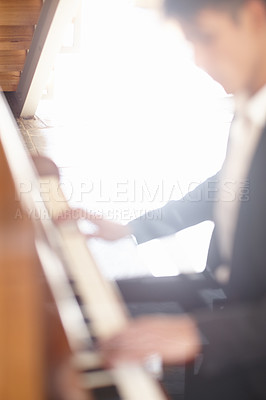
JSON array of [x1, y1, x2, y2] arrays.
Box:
[[244, 0, 266, 30]]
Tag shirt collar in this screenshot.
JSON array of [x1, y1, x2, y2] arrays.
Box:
[[234, 84, 266, 130]]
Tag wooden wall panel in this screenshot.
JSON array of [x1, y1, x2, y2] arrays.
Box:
[[0, 26, 34, 50], [0, 72, 20, 91], [0, 50, 26, 72], [0, 0, 43, 91], [0, 0, 42, 26]]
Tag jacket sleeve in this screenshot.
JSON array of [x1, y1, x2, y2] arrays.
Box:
[[193, 296, 266, 375], [128, 173, 219, 244]]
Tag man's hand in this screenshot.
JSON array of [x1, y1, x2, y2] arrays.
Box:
[[99, 315, 201, 367], [56, 208, 132, 241]]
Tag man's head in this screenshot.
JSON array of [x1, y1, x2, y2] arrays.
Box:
[[163, 0, 266, 95]]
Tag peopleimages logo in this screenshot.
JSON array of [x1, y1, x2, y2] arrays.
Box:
[[15, 177, 250, 204], [14, 177, 250, 221]]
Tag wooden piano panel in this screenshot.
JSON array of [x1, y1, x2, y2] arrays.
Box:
[[0, 141, 77, 400], [0, 142, 45, 400], [0, 93, 91, 400]]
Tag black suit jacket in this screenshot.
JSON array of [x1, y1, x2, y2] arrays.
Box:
[[128, 125, 266, 397]]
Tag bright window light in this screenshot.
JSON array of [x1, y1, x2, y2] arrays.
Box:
[[37, 0, 234, 277]]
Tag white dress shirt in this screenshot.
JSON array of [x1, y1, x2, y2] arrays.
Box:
[[214, 84, 266, 283]]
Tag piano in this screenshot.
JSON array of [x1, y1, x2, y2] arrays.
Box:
[[0, 91, 169, 399]]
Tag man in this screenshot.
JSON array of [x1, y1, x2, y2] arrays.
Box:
[[74, 0, 266, 398]]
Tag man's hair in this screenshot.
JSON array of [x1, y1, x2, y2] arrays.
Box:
[[163, 0, 266, 18]]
